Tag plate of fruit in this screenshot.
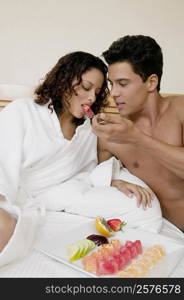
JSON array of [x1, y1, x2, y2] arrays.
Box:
[[37, 216, 184, 278]]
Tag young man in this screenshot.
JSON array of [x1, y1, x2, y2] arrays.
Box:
[[92, 35, 184, 232]]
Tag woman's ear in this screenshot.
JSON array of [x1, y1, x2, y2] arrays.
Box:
[[147, 74, 158, 92]]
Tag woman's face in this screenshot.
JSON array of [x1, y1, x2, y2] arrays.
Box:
[[64, 68, 104, 119]]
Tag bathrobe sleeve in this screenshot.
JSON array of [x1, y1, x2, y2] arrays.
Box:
[[0, 100, 43, 267]]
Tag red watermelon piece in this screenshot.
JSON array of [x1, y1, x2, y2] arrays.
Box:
[[134, 240, 143, 254], [127, 245, 138, 259], [113, 253, 126, 270], [120, 246, 131, 265], [96, 256, 119, 276]]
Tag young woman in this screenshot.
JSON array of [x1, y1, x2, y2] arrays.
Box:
[[0, 51, 108, 263]]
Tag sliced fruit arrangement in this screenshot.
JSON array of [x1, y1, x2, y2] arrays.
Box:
[[95, 217, 126, 237], [86, 234, 109, 246], [67, 239, 95, 262], [67, 217, 126, 263], [82, 239, 143, 276], [117, 244, 166, 278]]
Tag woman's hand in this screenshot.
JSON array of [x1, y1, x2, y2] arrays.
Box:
[[0, 208, 17, 251], [111, 179, 154, 210]]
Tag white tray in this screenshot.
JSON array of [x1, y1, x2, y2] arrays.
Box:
[[36, 221, 184, 278]]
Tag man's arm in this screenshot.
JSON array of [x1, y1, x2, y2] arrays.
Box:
[[97, 137, 113, 163], [92, 113, 184, 180]]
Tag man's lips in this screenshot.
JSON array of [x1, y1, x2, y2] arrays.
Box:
[[116, 102, 126, 110]]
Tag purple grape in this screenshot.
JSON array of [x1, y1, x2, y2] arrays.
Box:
[[86, 234, 109, 246]]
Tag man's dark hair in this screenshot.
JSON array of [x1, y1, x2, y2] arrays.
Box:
[[35, 51, 108, 125], [102, 35, 163, 91]]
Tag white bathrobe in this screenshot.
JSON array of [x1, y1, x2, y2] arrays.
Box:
[[0, 98, 163, 272], [0, 98, 98, 267]]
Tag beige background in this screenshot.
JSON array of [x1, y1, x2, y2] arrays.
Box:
[[0, 0, 184, 93]]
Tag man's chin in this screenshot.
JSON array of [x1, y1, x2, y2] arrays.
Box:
[[119, 111, 129, 118]]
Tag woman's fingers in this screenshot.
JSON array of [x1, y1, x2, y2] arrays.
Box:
[[113, 180, 133, 198], [130, 188, 142, 208], [112, 180, 154, 209], [139, 189, 148, 210], [118, 186, 134, 198], [126, 184, 153, 209]]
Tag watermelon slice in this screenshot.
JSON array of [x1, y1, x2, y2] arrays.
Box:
[[134, 240, 143, 254], [113, 253, 126, 270], [120, 246, 131, 265], [96, 256, 119, 276], [126, 244, 138, 259]]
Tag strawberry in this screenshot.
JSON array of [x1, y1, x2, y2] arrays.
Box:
[[107, 219, 126, 232], [82, 105, 94, 118]]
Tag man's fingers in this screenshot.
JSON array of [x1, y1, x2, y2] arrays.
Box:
[[96, 113, 122, 125]]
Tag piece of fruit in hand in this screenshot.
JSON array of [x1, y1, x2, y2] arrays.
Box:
[[67, 238, 95, 261], [82, 104, 95, 118], [107, 219, 127, 232]]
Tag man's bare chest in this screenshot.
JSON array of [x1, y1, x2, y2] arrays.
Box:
[[107, 119, 183, 182]]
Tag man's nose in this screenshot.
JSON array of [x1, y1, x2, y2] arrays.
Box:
[[110, 85, 120, 99]]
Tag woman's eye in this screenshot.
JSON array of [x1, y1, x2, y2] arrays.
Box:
[[82, 84, 90, 91]]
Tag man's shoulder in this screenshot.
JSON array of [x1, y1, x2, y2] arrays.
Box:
[[162, 93, 184, 101], [167, 95, 184, 121], [169, 95, 184, 107]]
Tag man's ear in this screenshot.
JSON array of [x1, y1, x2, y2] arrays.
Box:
[[147, 74, 158, 91]]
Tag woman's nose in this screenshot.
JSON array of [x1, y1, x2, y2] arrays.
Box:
[[87, 91, 96, 104]]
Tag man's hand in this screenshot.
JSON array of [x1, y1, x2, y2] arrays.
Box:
[[111, 179, 154, 210], [92, 113, 140, 144], [0, 208, 17, 251]]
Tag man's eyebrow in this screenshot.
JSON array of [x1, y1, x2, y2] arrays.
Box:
[[108, 78, 129, 82]]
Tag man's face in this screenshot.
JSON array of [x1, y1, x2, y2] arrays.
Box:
[[108, 61, 149, 117]]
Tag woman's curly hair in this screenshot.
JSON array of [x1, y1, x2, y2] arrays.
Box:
[[34, 51, 109, 125]]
